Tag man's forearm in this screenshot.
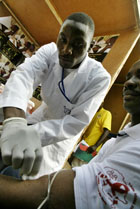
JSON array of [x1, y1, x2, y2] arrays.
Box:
[[94, 129, 110, 148], [3, 107, 26, 119]]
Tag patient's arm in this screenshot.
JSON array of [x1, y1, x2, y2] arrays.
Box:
[[0, 174, 47, 209], [0, 169, 76, 209]]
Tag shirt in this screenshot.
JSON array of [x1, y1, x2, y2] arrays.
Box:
[[73, 123, 140, 209], [84, 107, 112, 151]]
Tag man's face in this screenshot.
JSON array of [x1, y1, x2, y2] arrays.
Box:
[[123, 60, 140, 115], [56, 20, 92, 69]]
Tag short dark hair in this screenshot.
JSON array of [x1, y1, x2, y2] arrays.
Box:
[[65, 12, 95, 37]]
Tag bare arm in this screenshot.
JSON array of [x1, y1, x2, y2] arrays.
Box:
[[3, 107, 26, 119], [0, 169, 76, 209], [94, 128, 110, 148], [0, 174, 47, 209], [87, 128, 110, 153]]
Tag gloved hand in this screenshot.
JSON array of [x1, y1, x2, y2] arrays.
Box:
[[0, 117, 43, 176]]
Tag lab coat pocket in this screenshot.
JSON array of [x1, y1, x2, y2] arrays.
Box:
[[53, 89, 73, 118], [63, 102, 72, 115]]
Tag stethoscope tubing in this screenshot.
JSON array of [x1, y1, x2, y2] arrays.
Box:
[[58, 68, 71, 103]]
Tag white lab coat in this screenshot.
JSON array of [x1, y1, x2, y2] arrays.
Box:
[[0, 42, 111, 179]]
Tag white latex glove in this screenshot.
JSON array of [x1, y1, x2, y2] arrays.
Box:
[[27, 100, 35, 114], [0, 117, 43, 176]]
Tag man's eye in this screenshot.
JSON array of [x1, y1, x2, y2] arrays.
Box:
[[73, 43, 84, 48], [60, 37, 67, 43], [79, 44, 84, 48]]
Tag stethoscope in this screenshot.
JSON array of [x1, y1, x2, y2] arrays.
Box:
[[58, 68, 71, 103]]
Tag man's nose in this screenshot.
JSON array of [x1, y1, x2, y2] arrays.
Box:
[[124, 77, 137, 90], [62, 44, 72, 55]]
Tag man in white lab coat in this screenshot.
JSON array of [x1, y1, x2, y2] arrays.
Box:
[[0, 12, 111, 179]]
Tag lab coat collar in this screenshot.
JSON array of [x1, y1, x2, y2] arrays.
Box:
[[50, 50, 90, 89], [121, 123, 140, 140], [74, 53, 89, 74], [51, 49, 89, 73], [49, 42, 89, 74], [51, 50, 59, 64], [50, 50, 62, 80]]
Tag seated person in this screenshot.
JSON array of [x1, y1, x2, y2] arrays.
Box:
[[70, 103, 112, 167], [0, 60, 139, 209]]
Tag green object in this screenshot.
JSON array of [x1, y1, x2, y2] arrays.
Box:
[[73, 144, 93, 162]]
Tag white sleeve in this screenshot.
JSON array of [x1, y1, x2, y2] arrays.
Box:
[[32, 71, 111, 146], [0, 42, 56, 112], [88, 137, 117, 163]]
